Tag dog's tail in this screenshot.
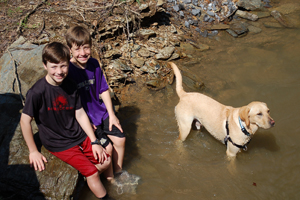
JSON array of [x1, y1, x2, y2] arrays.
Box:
[[168, 62, 186, 98]]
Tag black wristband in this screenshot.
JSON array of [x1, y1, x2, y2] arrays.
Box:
[[91, 138, 101, 145]]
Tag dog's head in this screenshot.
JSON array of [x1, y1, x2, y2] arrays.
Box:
[[239, 101, 275, 129]]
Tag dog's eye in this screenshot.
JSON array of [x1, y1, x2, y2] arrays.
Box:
[[257, 112, 263, 116]]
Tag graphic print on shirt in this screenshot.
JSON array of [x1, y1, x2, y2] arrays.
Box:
[[48, 95, 73, 111], [77, 78, 95, 91]]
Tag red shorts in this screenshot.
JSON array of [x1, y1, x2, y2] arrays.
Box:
[[49, 137, 108, 177]]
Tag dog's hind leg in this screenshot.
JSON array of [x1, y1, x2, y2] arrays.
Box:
[[176, 115, 194, 141]]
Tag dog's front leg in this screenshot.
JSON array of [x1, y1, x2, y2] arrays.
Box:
[[226, 144, 240, 158]]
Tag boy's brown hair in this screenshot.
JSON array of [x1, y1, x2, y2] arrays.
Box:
[[65, 26, 91, 48], [42, 42, 70, 65]]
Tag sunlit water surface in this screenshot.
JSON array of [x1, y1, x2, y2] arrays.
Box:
[[80, 2, 300, 200]]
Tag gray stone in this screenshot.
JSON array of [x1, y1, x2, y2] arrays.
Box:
[[138, 47, 151, 57], [191, 9, 201, 16], [154, 46, 175, 60], [179, 10, 184, 17], [183, 0, 191, 4], [207, 10, 215, 17], [157, 0, 164, 7], [184, 21, 190, 28], [173, 5, 180, 12], [229, 22, 249, 35], [139, 29, 156, 40], [226, 29, 238, 37], [235, 10, 258, 21], [247, 25, 262, 33], [235, 0, 262, 10], [103, 49, 122, 58], [131, 57, 145, 68], [0, 38, 46, 99]]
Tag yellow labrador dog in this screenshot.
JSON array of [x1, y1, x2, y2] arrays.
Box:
[[169, 62, 275, 157]]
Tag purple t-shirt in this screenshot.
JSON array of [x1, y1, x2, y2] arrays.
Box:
[[67, 58, 109, 126]]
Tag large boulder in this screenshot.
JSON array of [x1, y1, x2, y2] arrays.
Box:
[[0, 38, 84, 200]]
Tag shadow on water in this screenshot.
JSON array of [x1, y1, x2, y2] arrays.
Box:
[[248, 131, 280, 152], [0, 93, 45, 200], [117, 105, 141, 167]]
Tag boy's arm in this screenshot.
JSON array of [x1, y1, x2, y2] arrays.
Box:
[[100, 90, 123, 133], [20, 113, 47, 171], [75, 108, 107, 163]]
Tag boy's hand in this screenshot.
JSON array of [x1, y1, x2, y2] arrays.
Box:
[[109, 114, 123, 133], [92, 145, 108, 164], [29, 151, 48, 171]]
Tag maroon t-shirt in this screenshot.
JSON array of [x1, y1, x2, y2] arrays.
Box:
[[22, 77, 87, 152]]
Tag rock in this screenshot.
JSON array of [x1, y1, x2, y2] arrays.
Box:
[[226, 29, 238, 37], [138, 29, 156, 40], [111, 59, 132, 72], [154, 46, 175, 60], [186, 40, 210, 51], [169, 24, 177, 34], [229, 22, 248, 36], [138, 47, 152, 58], [157, 0, 164, 7], [168, 52, 180, 61], [207, 24, 230, 30], [131, 57, 145, 68], [263, 22, 284, 28], [103, 49, 122, 58], [247, 25, 262, 34], [0, 38, 46, 99], [235, 0, 263, 10], [250, 11, 271, 18], [235, 10, 258, 21], [191, 9, 201, 16], [139, 4, 148, 11], [184, 21, 190, 28], [270, 10, 293, 28], [140, 59, 159, 74]]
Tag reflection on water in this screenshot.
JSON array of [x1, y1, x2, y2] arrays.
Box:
[[81, 3, 300, 200]]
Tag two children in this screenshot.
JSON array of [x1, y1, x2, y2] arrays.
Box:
[[20, 35, 124, 199]]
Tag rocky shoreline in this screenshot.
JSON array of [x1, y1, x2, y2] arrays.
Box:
[[1, 0, 300, 199]]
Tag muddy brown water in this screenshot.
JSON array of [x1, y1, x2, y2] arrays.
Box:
[[80, 4, 300, 200]]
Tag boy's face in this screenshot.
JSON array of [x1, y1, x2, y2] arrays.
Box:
[[43, 61, 69, 86], [70, 43, 91, 68]]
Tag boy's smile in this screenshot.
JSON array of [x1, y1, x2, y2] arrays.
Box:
[[70, 43, 91, 69], [44, 61, 69, 86]]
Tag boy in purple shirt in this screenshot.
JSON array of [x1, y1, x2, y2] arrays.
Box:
[[65, 26, 126, 175]]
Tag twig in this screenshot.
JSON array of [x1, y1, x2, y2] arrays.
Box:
[[74, 8, 86, 21], [6, 49, 25, 106]]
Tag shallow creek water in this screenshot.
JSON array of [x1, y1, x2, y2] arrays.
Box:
[[80, 3, 300, 200]]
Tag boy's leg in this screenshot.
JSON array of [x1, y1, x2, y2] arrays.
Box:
[[101, 117, 126, 173], [94, 127, 114, 180], [107, 135, 125, 173], [100, 143, 114, 181], [86, 171, 107, 198], [49, 137, 111, 198]]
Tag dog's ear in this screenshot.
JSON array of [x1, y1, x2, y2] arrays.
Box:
[[239, 106, 250, 127]]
